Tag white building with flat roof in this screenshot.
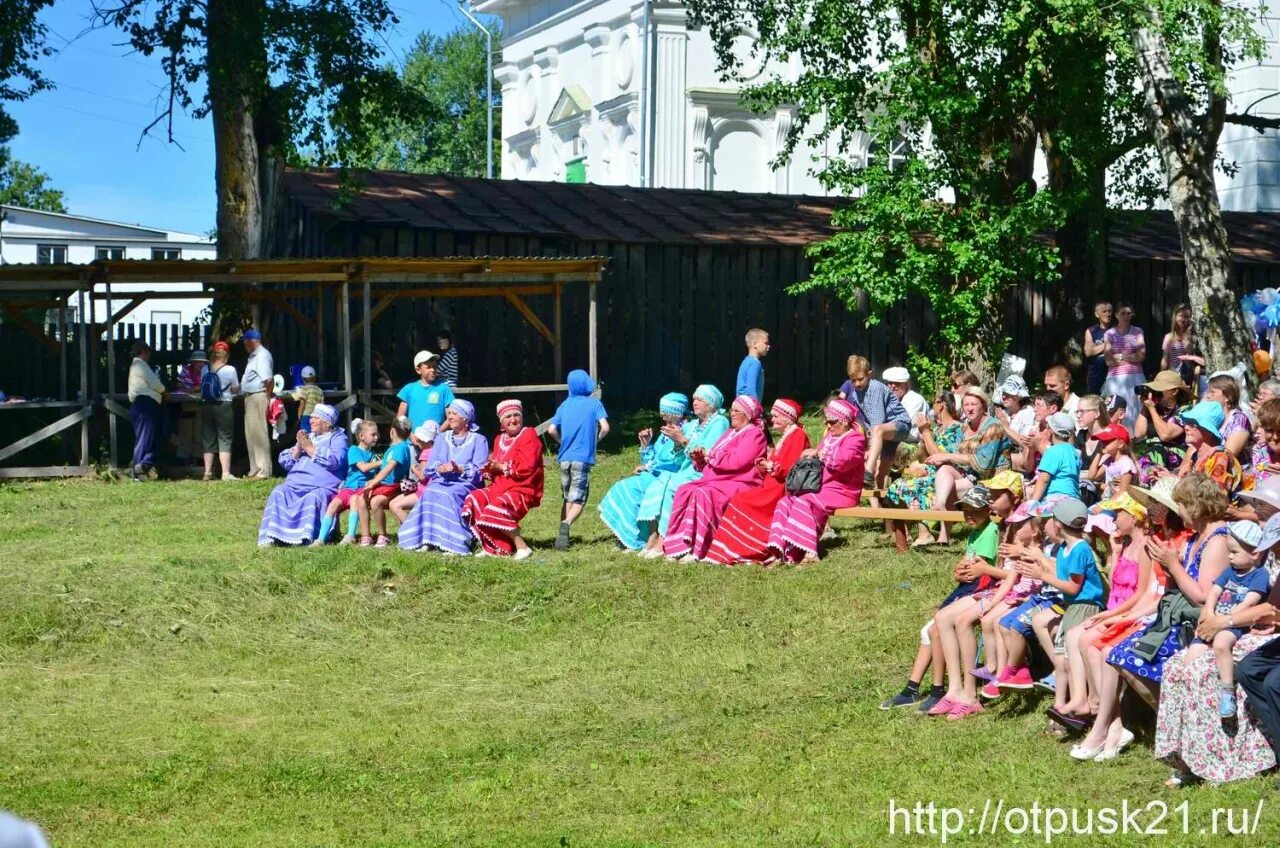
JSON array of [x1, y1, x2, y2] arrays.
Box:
[[0, 205, 216, 325], [481, 0, 1280, 211]]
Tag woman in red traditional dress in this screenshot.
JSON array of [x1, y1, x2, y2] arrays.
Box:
[[462, 398, 545, 559], [662, 395, 770, 561], [767, 397, 867, 565], [705, 399, 811, 565]]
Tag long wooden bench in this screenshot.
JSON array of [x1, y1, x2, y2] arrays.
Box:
[[832, 506, 964, 553]]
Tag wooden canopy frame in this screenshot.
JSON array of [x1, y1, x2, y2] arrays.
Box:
[[0, 256, 605, 478]]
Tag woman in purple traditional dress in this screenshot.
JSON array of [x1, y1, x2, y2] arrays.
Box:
[[398, 399, 490, 554], [257, 404, 347, 546]]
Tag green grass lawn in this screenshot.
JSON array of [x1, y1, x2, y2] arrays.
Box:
[[2, 448, 1278, 846]]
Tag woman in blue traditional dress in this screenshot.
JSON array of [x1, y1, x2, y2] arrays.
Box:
[[257, 404, 347, 546], [599, 392, 691, 551], [398, 399, 490, 554], [638, 385, 730, 558]]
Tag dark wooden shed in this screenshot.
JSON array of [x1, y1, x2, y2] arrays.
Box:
[[273, 169, 1280, 409]]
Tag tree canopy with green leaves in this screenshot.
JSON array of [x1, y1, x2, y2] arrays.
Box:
[[91, 0, 413, 259], [0, 147, 65, 212], [687, 0, 1269, 387], [351, 26, 500, 178]]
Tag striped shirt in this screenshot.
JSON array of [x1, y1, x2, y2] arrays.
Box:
[[1103, 326, 1145, 376], [437, 347, 458, 387]]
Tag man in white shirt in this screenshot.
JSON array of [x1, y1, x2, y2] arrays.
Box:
[[127, 341, 168, 480], [1044, 364, 1081, 417], [241, 328, 275, 480], [882, 366, 929, 443]]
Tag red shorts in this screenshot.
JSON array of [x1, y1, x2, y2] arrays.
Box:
[[332, 488, 362, 509], [364, 484, 400, 502]]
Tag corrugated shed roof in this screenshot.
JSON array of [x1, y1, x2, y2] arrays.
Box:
[[283, 169, 845, 246], [1108, 210, 1280, 263], [284, 168, 1280, 262]]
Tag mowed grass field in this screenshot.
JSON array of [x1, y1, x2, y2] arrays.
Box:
[[3, 440, 1279, 846]]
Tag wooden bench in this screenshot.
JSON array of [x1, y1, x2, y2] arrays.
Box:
[[832, 506, 964, 553]]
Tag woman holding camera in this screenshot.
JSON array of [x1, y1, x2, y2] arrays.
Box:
[[1133, 370, 1192, 484]]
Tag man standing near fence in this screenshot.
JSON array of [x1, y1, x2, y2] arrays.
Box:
[[241, 328, 274, 480], [127, 341, 167, 481]]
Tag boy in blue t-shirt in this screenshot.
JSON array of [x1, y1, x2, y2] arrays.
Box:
[[1187, 520, 1271, 719], [1032, 412, 1081, 502], [1007, 498, 1102, 716], [547, 369, 609, 550], [736, 328, 770, 401], [396, 351, 456, 428]]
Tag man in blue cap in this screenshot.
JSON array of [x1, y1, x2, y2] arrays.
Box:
[[241, 328, 274, 479]]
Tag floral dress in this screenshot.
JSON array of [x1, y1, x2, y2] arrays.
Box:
[[885, 422, 963, 510], [1155, 633, 1278, 783]]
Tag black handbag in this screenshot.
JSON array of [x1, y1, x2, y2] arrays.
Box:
[[784, 456, 824, 495]]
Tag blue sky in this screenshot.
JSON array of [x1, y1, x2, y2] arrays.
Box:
[[8, 1, 472, 237]]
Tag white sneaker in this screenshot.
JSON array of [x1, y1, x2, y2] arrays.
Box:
[[678, 553, 699, 563], [640, 548, 664, 559], [513, 547, 533, 561]]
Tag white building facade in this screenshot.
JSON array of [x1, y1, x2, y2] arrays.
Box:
[[481, 0, 1280, 211], [0, 206, 216, 324], [478, 0, 843, 194]]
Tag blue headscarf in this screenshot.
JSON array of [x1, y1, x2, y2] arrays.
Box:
[[693, 384, 724, 411], [447, 399, 480, 432], [659, 392, 689, 416], [567, 369, 595, 397]]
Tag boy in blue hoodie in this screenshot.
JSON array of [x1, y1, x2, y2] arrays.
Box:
[[548, 369, 610, 550]]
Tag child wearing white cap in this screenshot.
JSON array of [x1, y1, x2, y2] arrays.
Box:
[[396, 351, 455, 429], [1184, 520, 1271, 719], [290, 365, 324, 433]]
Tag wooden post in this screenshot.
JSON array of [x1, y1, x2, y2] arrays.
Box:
[[316, 282, 325, 380], [78, 288, 89, 465], [553, 281, 563, 382], [58, 298, 68, 401], [106, 278, 117, 469], [588, 279, 598, 383], [340, 281, 353, 409], [362, 281, 372, 408]]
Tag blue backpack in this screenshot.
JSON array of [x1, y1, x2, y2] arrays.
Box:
[[200, 367, 224, 403]]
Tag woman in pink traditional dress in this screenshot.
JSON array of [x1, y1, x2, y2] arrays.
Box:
[[767, 397, 867, 565], [705, 399, 811, 565], [663, 395, 770, 562], [462, 398, 544, 560]]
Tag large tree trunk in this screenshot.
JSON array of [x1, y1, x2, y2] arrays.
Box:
[[1132, 18, 1250, 375], [207, 0, 279, 261]]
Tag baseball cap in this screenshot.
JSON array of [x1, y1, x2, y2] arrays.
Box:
[[1096, 492, 1147, 521], [1229, 520, 1263, 550], [413, 350, 439, 368], [982, 470, 1025, 498], [958, 485, 992, 510], [301, 365, 317, 379], [1047, 412, 1075, 438], [1051, 498, 1089, 529], [243, 328, 262, 341], [1093, 422, 1130, 444], [212, 340, 231, 354], [882, 366, 910, 384]]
